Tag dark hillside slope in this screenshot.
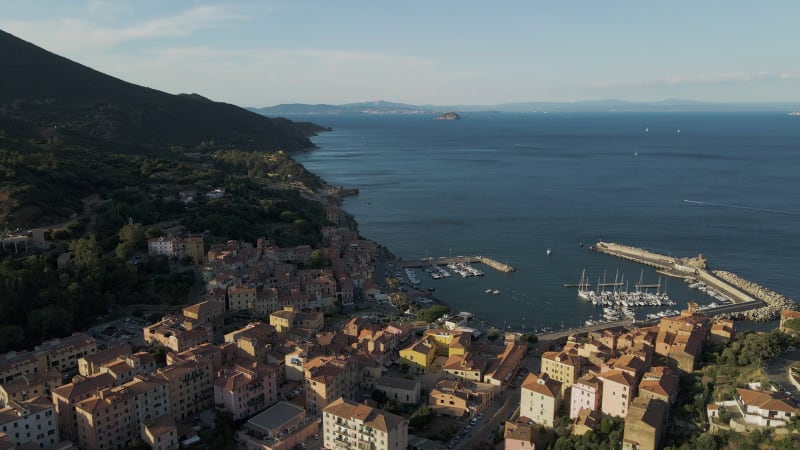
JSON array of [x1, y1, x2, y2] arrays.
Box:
[[0, 29, 322, 151]]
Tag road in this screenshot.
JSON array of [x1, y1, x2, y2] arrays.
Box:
[[765, 351, 800, 398]]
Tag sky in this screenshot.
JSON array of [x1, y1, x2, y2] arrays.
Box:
[[1, 0, 799, 107]]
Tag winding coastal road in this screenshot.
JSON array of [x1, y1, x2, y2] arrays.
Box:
[[765, 351, 800, 398]]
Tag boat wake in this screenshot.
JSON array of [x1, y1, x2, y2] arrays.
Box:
[[683, 199, 800, 216]]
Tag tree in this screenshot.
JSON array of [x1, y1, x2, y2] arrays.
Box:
[[487, 331, 499, 342], [409, 404, 435, 428], [309, 249, 328, 268], [695, 433, 718, 450], [417, 305, 449, 323], [68, 235, 103, 267]]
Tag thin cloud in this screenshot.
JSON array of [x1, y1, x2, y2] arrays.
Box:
[[0, 5, 246, 54], [589, 71, 800, 89]]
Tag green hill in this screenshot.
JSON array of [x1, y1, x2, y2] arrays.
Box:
[[0, 29, 323, 151], [0, 29, 328, 228]]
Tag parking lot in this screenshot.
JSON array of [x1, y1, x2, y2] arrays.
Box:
[[89, 317, 148, 348]]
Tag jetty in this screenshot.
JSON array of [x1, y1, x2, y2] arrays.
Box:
[[401, 255, 515, 273], [589, 241, 798, 321]]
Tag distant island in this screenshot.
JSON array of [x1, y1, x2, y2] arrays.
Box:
[[435, 111, 461, 120], [789, 111, 800, 116]]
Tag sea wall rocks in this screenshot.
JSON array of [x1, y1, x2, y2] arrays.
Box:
[[712, 270, 798, 321]]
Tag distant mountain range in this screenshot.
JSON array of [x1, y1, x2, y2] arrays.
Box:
[[251, 99, 800, 116], [0, 29, 322, 152]]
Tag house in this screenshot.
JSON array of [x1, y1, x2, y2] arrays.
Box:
[[399, 337, 436, 371], [504, 422, 536, 450], [735, 387, 799, 427], [443, 352, 488, 382], [375, 376, 422, 405], [429, 380, 493, 418], [519, 373, 561, 427]]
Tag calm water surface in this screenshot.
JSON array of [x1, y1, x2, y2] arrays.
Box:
[[293, 112, 800, 331]]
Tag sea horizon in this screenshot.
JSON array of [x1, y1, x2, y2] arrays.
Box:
[[294, 111, 800, 332]]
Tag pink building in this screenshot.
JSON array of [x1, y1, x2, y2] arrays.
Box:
[[599, 369, 636, 418], [570, 372, 602, 419], [214, 360, 278, 420]]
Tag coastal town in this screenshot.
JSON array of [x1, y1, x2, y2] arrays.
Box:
[[3, 216, 800, 450]]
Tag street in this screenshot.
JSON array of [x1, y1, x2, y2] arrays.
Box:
[[765, 350, 800, 399]]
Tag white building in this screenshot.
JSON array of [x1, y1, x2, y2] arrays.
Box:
[[520, 373, 562, 427], [736, 388, 798, 427], [323, 397, 408, 450]]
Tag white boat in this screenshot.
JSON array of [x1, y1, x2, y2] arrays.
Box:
[[492, 289, 501, 295], [546, 248, 552, 256], [485, 289, 492, 294]]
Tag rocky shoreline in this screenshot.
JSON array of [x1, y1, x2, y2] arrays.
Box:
[[712, 270, 799, 322]]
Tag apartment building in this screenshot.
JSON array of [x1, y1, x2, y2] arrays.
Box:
[[304, 356, 359, 416], [0, 351, 47, 384], [52, 373, 116, 442], [323, 397, 408, 450], [36, 333, 98, 373], [519, 373, 562, 427], [0, 397, 59, 449], [0, 369, 61, 406], [152, 361, 213, 422], [214, 361, 277, 420], [73, 375, 171, 450], [570, 372, 602, 419], [147, 236, 204, 264], [540, 350, 583, 394]]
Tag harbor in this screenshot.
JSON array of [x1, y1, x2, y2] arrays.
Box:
[[589, 241, 798, 322], [401, 255, 516, 273]]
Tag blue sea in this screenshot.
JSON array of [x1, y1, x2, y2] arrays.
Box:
[[293, 112, 800, 332]]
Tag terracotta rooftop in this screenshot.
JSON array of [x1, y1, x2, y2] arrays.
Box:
[[737, 388, 799, 413], [520, 373, 561, 398], [324, 397, 405, 433]]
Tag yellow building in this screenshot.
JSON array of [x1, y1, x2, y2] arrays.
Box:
[[422, 329, 471, 357], [269, 307, 296, 334], [228, 286, 257, 313], [399, 337, 436, 371], [540, 350, 583, 394], [182, 301, 225, 327], [153, 361, 214, 421]]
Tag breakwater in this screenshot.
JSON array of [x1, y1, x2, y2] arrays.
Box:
[[711, 271, 798, 322], [589, 241, 799, 321]]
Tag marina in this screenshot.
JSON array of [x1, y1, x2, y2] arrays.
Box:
[[401, 255, 516, 273]]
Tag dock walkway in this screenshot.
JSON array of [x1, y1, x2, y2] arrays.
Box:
[[591, 241, 757, 304]]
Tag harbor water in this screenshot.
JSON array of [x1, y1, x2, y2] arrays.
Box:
[[293, 112, 800, 331]]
